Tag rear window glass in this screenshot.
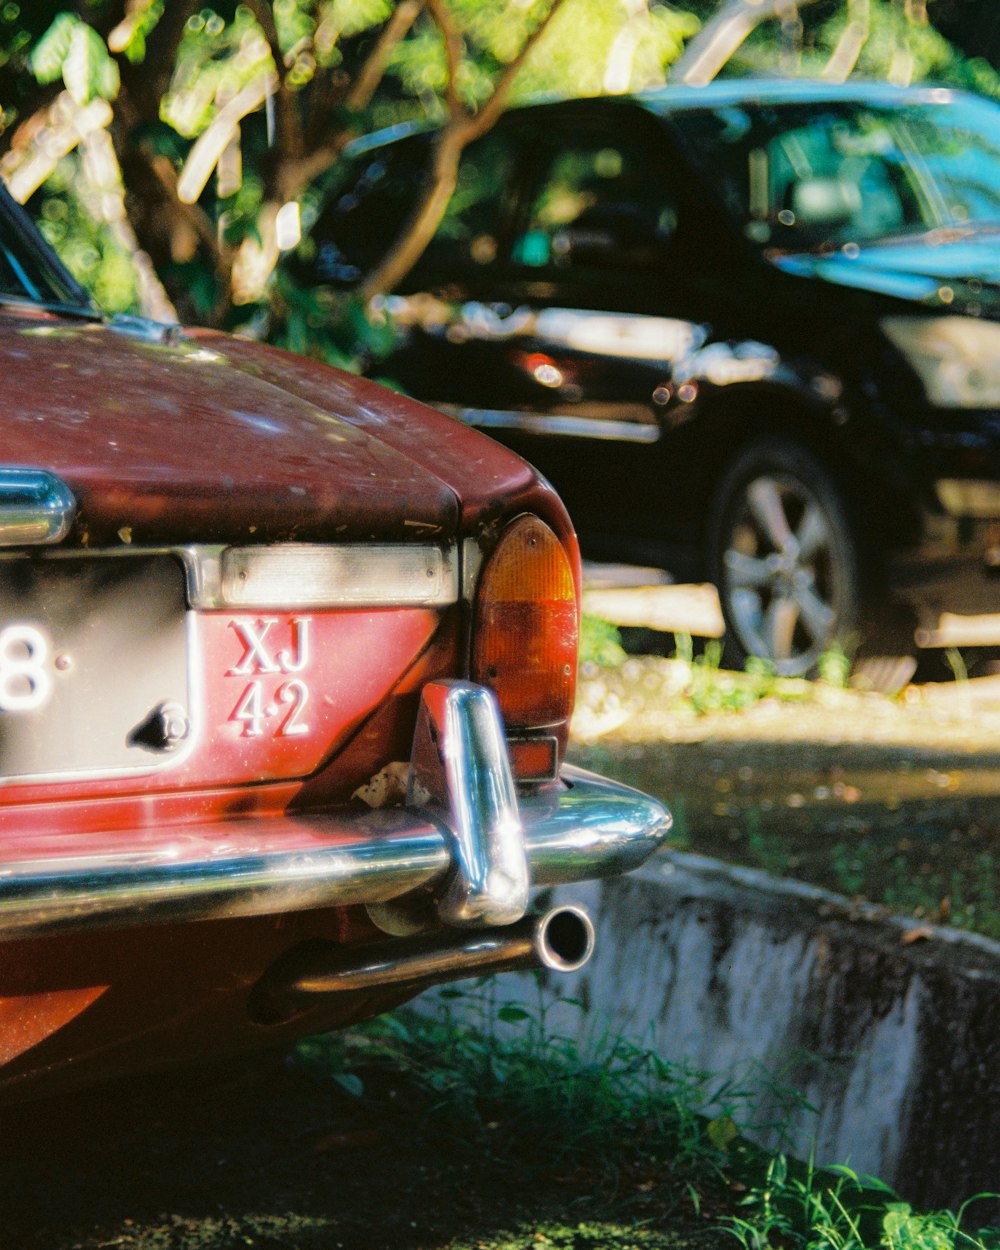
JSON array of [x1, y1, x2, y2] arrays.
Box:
[[0, 190, 91, 310]]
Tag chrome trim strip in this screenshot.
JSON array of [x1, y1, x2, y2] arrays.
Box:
[[0, 468, 75, 546], [461, 537, 484, 603], [179, 544, 225, 607], [0, 767, 670, 940], [452, 408, 661, 444], [108, 313, 181, 345], [2, 543, 459, 610]]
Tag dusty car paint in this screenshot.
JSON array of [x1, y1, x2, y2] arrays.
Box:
[[0, 185, 669, 1101]]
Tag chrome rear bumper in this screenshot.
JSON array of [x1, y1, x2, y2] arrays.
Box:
[[0, 682, 670, 940]]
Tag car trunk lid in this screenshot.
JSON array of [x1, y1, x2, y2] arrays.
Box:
[[0, 315, 459, 546]]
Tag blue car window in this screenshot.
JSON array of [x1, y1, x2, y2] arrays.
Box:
[[0, 184, 93, 311], [673, 94, 1000, 251]]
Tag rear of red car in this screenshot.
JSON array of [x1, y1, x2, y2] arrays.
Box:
[[0, 189, 668, 1101]]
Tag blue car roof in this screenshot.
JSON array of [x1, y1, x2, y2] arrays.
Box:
[[637, 77, 969, 114], [345, 78, 980, 156]]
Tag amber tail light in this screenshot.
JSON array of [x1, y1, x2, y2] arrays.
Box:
[[471, 515, 579, 778]]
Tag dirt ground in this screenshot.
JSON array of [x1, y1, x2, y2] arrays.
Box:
[[571, 657, 1000, 939], [0, 1041, 718, 1250]]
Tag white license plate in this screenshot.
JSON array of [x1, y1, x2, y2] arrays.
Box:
[[0, 555, 189, 782]]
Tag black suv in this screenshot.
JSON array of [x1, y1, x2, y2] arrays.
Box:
[[295, 80, 1000, 674]]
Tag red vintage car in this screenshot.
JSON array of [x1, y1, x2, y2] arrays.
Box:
[[0, 186, 668, 1101]]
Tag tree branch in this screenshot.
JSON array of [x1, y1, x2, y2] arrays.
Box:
[[114, 0, 202, 127], [424, 0, 465, 117], [671, 0, 822, 86], [0, 93, 113, 202], [359, 0, 567, 299], [356, 134, 462, 302], [176, 71, 276, 204], [822, 0, 870, 81], [345, 0, 424, 113], [243, 0, 304, 172], [287, 1, 425, 204]]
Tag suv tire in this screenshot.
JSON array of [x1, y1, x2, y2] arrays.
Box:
[[707, 438, 862, 676]]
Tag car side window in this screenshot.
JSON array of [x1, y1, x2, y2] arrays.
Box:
[[512, 132, 677, 274], [759, 114, 915, 247], [421, 130, 518, 272], [0, 241, 42, 301], [0, 191, 92, 310], [305, 135, 432, 286]]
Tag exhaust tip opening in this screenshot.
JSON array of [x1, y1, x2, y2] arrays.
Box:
[[536, 905, 594, 973]]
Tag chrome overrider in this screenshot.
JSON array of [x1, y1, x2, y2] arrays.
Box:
[[0, 681, 671, 944]]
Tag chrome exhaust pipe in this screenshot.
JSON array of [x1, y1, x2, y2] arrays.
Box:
[[254, 905, 594, 1021]]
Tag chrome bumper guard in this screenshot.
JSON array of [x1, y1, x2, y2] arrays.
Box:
[[0, 681, 670, 940]]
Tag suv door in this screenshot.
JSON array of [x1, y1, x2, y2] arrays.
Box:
[[387, 102, 710, 567]]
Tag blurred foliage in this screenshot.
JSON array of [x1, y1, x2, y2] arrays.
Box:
[[387, 0, 697, 108], [31, 11, 120, 103], [579, 615, 628, 668], [0, 0, 997, 365], [686, 0, 1000, 97], [0, 0, 703, 341], [34, 154, 139, 311]]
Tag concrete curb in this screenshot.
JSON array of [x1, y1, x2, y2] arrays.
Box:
[[428, 851, 1000, 1208]]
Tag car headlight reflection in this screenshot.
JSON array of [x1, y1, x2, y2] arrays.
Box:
[[882, 316, 1000, 409]]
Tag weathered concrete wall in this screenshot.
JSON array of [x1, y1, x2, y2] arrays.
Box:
[[431, 852, 1000, 1207]]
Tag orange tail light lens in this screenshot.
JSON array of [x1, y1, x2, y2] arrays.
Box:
[[472, 515, 579, 733]]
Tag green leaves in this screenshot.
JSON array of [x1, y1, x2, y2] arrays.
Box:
[[707, 1113, 739, 1152], [27, 11, 74, 85], [496, 1004, 533, 1024], [31, 12, 119, 103]]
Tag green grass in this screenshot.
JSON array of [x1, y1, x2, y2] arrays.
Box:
[[577, 625, 855, 731], [726, 1154, 999, 1249], [298, 986, 1000, 1250], [580, 614, 630, 667], [6, 984, 994, 1249]]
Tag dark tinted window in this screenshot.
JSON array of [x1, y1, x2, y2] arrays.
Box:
[[307, 135, 432, 285], [512, 129, 677, 273], [421, 129, 518, 270], [0, 188, 92, 310]]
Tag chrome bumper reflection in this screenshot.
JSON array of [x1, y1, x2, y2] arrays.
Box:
[[0, 682, 670, 940]]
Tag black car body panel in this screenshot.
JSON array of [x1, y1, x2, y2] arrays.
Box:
[[295, 79, 1000, 672]]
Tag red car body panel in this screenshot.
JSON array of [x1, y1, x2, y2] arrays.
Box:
[[0, 315, 462, 545], [0, 906, 399, 1103], [0, 190, 669, 1103], [197, 332, 565, 538]]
